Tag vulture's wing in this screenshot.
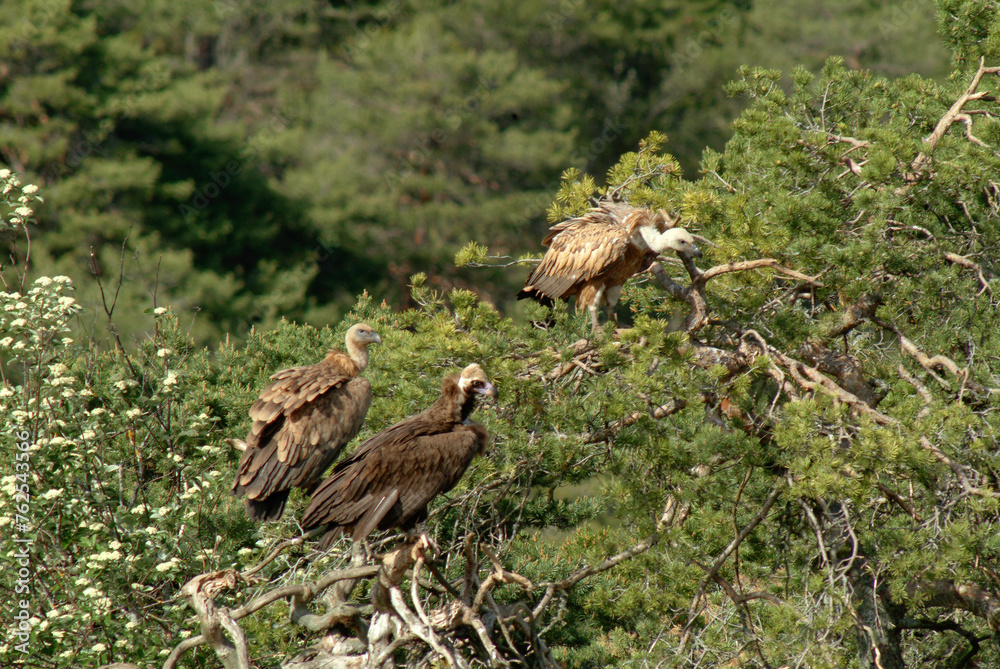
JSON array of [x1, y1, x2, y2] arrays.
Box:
[[248, 355, 362, 463], [232, 372, 372, 521], [302, 422, 489, 546], [524, 217, 630, 300]]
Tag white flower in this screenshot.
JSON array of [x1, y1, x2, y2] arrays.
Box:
[[154, 306, 168, 315], [82, 429, 96, 440], [157, 347, 172, 357], [82, 586, 102, 598], [53, 275, 72, 284], [22, 184, 38, 195], [0, 386, 13, 397], [90, 408, 106, 416], [109, 540, 122, 550], [57, 296, 76, 308], [125, 620, 139, 630], [34, 276, 52, 286], [9, 318, 26, 328], [11, 341, 25, 350], [62, 337, 74, 345], [155, 559, 178, 572], [162, 371, 179, 389], [0, 169, 10, 179], [42, 488, 63, 500], [115, 639, 129, 648], [126, 408, 142, 419], [91, 643, 107, 653]]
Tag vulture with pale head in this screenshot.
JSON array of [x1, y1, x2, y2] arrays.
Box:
[[301, 363, 498, 549], [230, 323, 382, 521], [518, 203, 702, 329]]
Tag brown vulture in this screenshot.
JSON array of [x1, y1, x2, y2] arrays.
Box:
[[301, 363, 498, 549], [517, 202, 702, 329], [230, 323, 382, 521]]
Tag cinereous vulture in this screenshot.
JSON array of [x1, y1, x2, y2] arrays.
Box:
[[230, 323, 382, 521], [517, 202, 702, 329], [301, 363, 498, 549]]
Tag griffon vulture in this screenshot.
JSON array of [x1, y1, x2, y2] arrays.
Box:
[[517, 203, 702, 329], [301, 363, 498, 549], [230, 323, 382, 521]]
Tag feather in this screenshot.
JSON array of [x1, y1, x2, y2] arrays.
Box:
[[302, 364, 495, 544], [230, 324, 381, 521], [518, 203, 698, 328]]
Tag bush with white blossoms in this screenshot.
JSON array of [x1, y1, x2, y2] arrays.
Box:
[[0, 175, 310, 667], [0, 184, 403, 666]]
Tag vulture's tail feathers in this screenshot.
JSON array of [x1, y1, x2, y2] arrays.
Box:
[[516, 288, 554, 307], [245, 490, 290, 522], [352, 489, 400, 542], [318, 526, 344, 551]]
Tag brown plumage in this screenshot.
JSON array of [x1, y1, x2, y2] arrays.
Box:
[[518, 203, 702, 329], [231, 323, 382, 521], [301, 363, 498, 549]]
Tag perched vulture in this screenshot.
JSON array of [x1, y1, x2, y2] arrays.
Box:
[[517, 203, 702, 329], [301, 363, 498, 549], [230, 323, 382, 521]]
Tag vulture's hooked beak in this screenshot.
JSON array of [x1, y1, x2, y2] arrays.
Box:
[[688, 244, 703, 259], [476, 382, 499, 401]]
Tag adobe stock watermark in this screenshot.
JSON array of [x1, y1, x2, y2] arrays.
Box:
[[669, 8, 739, 73], [878, 0, 922, 38], [520, 115, 625, 222], [8, 0, 64, 52], [179, 108, 296, 223], [340, 0, 404, 62], [383, 76, 501, 190], [11, 429, 34, 655]]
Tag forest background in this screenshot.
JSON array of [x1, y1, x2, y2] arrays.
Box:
[[3, 1, 1000, 668]]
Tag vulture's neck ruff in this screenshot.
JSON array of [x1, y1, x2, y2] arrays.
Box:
[[637, 226, 703, 257]]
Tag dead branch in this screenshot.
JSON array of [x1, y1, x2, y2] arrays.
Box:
[[171, 571, 249, 669], [910, 57, 1000, 174], [680, 482, 783, 650], [578, 398, 687, 444], [648, 255, 821, 333], [945, 252, 993, 295], [871, 317, 964, 388], [700, 258, 824, 286], [908, 581, 1000, 631]]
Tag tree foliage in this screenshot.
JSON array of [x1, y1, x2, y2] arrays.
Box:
[[0, 0, 950, 345], [3, 1, 999, 668]]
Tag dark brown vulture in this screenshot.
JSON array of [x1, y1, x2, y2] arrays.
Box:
[[230, 323, 382, 521], [301, 363, 498, 549], [517, 203, 702, 329]]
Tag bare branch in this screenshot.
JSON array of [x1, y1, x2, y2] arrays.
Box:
[[911, 57, 1000, 173], [945, 252, 993, 295], [700, 258, 824, 286]]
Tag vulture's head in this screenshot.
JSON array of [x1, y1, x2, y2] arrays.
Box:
[[343, 323, 382, 371], [648, 227, 702, 258], [346, 322, 382, 348], [458, 363, 499, 400]]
